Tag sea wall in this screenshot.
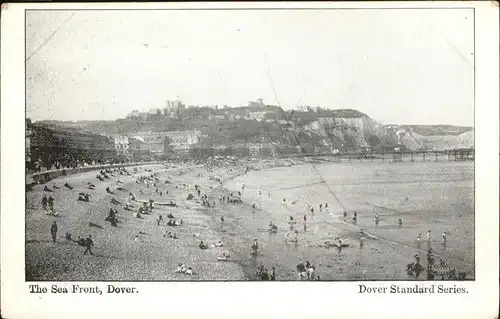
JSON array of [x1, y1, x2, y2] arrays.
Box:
[[26, 161, 163, 185]]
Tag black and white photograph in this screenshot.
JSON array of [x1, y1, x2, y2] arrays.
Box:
[[2, 2, 499, 319], [23, 7, 477, 282]]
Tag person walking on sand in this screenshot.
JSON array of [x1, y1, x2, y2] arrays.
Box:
[[50, 221, 58, 243], [442, 231, 447, 245], [83, 235, 94, 255], [426, 230, 432, 242]]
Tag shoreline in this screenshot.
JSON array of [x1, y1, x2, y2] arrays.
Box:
[[25, 159, 304, 281], [25, 159, 473, 280], [221, 160, 474, 280]]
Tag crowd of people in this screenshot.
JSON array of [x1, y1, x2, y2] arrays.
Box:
[[28, 148, 156, 174], [276, 187, 470, 281], [337, 208, 465, 280], [296, 261, 319, 280], [256, 265, 276, 280], [29, 153, 470, 281]]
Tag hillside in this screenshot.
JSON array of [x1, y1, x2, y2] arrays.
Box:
[[34, 108, 474, 152], [399, 130, 474, 151], [399, 125, 473, 136]]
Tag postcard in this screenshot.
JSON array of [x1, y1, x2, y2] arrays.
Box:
[[1, 2, 498, 318]]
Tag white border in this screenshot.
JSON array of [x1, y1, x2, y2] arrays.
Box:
[[2, 2, 498, 318]]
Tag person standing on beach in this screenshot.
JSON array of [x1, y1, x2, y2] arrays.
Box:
[[293, 230, 299, 243], [398, 218, 402, 226], [442, 231, 447, 245], [261, 268, 269, 281], [413, 256, 423, 278], [426, 230, 432, 242], [48, 196, 54, 212], [426, 248, 434, 269], [83, 235, 94, 255], [296, 262, 306, 280], [252, 238, 259, 253], [50, 221, 58, 243], [270, 267, 276, 280], [41, 195, 48, 211]]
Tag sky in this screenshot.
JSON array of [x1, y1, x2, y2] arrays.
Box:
[[26, 9, 474, 126]]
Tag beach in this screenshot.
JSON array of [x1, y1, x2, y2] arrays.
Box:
[[224, 160, 474, 280], [25, 159, 474, 281]]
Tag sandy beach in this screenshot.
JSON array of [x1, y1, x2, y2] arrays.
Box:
[[25, 158, 473, 281], [26, 162, 248, 280]]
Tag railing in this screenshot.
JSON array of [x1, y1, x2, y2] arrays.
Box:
[[289, 149, 475, 163]]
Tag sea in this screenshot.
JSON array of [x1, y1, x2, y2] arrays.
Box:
[[213, 160, 474, 280]]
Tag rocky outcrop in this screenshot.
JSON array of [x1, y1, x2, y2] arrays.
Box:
[[301, 114, 473, 152]]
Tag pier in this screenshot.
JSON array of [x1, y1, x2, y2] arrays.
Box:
[[283, 148, 475, 163]]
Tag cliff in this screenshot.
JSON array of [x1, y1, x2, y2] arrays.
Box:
[[34, 108, 474, 152]]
